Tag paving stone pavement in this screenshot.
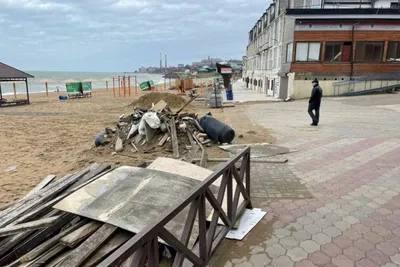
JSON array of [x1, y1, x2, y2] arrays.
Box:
[[213, 94, 400, 267]]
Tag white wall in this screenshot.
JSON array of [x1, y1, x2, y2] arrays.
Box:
[[293, 79, 400, 99], [375, 0, 392, 8]]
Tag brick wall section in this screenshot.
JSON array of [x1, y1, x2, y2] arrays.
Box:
[[291, 30, 400, 74]]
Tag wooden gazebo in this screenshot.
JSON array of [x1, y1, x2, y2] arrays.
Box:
[[0, 62, 34, 107]]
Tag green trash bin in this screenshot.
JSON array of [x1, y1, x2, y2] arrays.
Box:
[[66, 82, 92, 98], [66, 82, 82, 96], [81, 82, 92, 96], [139, 80, 155, 91]]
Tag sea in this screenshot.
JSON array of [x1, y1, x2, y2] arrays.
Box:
[[0, 71, 165, 95]]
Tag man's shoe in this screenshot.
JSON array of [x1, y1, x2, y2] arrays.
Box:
[[311, 123, 318, 126]]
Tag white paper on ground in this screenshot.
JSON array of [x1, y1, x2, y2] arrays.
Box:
[[226, 208, 266, 240]]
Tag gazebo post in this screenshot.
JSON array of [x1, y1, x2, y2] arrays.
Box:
[[25, 78, 30, 104], [0, 82, 2, 101]]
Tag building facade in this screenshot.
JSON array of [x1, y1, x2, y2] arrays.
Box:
[[243, 0, 400, 99]]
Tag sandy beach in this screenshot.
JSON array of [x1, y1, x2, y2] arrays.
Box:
[[0, 86, 274, 207]]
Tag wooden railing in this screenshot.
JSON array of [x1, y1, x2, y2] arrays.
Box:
[[98, 147, 252, 267]]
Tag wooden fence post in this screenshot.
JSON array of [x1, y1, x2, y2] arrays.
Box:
[[113, 78, 115, 98], [123, 76, 126, 97], [135, 76, 138, 95], [106, 81, 108, 92], [13, 83, 17, 100], [118, 76, 121, 97], [128, 76, 131, 96], [45, 82, 49, 97]]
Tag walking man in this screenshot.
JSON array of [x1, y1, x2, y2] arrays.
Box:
[[308, 79, 323, 126]]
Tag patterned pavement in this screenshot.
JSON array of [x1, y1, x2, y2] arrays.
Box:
[[215, 94, 400, 267]]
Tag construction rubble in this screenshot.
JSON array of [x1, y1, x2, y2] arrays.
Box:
[[0, 95, 278, 267], [95, 94, 236, 165], [0, 155, 266, 267]]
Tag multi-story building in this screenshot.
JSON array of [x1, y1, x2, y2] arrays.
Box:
[[243, 0, 400, 99]]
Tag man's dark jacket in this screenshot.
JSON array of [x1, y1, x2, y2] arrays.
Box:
[[309, 85, 323, 109]]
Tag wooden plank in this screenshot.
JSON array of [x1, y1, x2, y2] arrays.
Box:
[[13, 166, 112, 226], [42, 249, 71, 267], [175, 96, 197, 115], [0, 216, 60, 237], [0, 169, 88, 228], [158, 133, 169, 147], [191, 157, 288, 164], [183, 144, 199, 163], [170, 117, 179, 159], [66, 163, 111, 191], [0, 173, 70, 219], [20, 219, 86, 263], [31, 244, 67, 266], [22, 175, 57, 201], [186, 131, 194, 145], [60, 224, 118, 267], [200, 150, 208, 168], [0, 213, 75, 266], [60, 221, 102, 248], [0, 174, 72, 221], [82, 231, 131, 267], [0, 232, 33, 259]]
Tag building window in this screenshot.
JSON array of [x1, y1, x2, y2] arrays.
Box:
[[295, 42, 321, 62], [387, 42, 400, 62], [286, 43, 293, 62], [355, 42, 384, 62], [312, 0, 321, 8], [325, 42, 352, 62]]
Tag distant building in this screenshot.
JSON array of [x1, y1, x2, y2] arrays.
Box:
[[139, 67, 147, 73], [147, 67, 156, 73], [244, 0, 400, 100], [178, 64, 184, 68]]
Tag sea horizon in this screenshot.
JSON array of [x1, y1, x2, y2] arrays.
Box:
[[0, 70, 165, 95]]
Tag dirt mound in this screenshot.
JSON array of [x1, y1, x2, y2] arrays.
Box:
[[131, 92, 187, 109]]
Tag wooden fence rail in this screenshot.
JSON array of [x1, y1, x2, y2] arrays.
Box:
[[98, 147, 252, 267]]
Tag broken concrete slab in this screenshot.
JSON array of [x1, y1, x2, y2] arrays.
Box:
[[115, 138, 124, 152], [219, 143, 297, 158], [152, 100, 167, 113], [143, 120, 156, 142], [147, 157, 244, 227], [54, 166, 217, 248]]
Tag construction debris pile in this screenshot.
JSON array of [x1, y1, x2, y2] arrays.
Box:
[[0, 164, 116, 267], [0, 163, 197, 266], [95, 93, 236, 164]]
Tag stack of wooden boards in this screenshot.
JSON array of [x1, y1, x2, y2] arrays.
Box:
[[0, 163, 145, 267]]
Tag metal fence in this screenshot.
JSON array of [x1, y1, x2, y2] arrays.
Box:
[[333, 72, 400, 96], [98, 147, 252, 267]]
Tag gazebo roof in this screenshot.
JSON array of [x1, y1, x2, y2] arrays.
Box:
[[0, 62, 34, 81]]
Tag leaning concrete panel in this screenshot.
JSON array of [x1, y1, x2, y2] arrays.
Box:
[[148, 157, 244, 227], [54, 166, 206, 248]]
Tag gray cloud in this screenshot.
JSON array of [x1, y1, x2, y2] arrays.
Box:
[[0, 0, 271, 71]]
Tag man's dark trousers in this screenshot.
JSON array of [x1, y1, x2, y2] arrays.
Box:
[[308, 103, 320, 125]]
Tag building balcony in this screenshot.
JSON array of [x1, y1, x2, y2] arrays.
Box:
[[286, 7, 400, 16]]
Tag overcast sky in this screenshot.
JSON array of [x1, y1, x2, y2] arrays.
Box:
[[0, 0, 270, 72]]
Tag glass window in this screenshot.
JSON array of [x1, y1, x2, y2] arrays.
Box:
[[355, 42, 383, 62], [387, 42, 400, 62], [286, 43, 293, 62], [312, 0, 321, 8], [325, 42, 352, 62], [295, 42, 321, 62]]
